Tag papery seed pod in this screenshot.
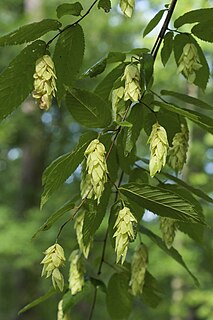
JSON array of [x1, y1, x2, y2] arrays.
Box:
[[32, 54, 57, 110], [177, 43, 202, 83], [111, 86, 125, 121], [160, 217, 177, 249], [81, 139, 108, 204], [168, 124, 189, 172], [41, 243, 65, 291], [74, 210, 92, 259], [113, 206, 137, 264], [129, 244, 148, 296], [68, 250, 85, 295], [120, 0, 135, 17], [121, 64, 141, 102], [147, 123, 169, 177], [57, 300, 70, 320]]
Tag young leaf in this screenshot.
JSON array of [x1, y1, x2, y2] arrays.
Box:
[[41, 131, 97, 208], [192, 22, 213, 43], [106, 272, 133, 319], [161, 31, 173, 66], [53, 24, 85, 102], [142, 271, 164, 308], [120, 183, 205, 224], [173, 33, 209, 90], [0, 19, 61, 46], [66, 88, 112, 128], [56, 2, 83, 18], [98, 0, 111, 13], [143, 9, 165, 37], [0, 40, 46, 121], [154, 100, 213, 134], [18, 288, 56, 314], [174, 8, 213, 28], [33, 199, 76, 239], [140, 225, 199, 286], [161, 90, 213, 111], [94, 63, 125, 100]]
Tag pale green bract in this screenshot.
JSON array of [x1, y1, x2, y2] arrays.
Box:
[[81, 139, 108, 204], [111, 86, 125, 121], [177, 43, 202, 83], [57, 300, 70, 320], [168, 124, 189, 172], [122, 64, 141, 102], [147, 122, 169, 177], [41, 243, 65, 291], [74, 210, 92, 259], [160, 217, 178, 249], [32, 54, 57, 110], [68, 250, 85, 295], [113, 206, 137, 264], [129, 244, 148, 296], [120, 0, 135, 18]]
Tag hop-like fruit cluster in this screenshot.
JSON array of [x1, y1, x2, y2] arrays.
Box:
[[113, 206, 137, 264], [57, 300, 70, 320], [74, 211, 92, 259], [177, 43, 202, 83], [68, 250, 85, 295], [41, 243, 65, 291], [160, 217, 177, 249], [120, 0, 135, 17], [122, 64, 141, 102], [81, 139, 108, 204], [32, 54, 57, 110], [148, 123, 169, 177], [111, 86, 125, 121], [168, 124, 189, 172], [129, 244, 148, 296]]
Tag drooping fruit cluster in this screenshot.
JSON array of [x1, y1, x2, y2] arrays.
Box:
[[119, 0, 135, 18], [68, 250, 85, 295], [113, 206, 137, 264], [148, 122, 169, 177], [81, 139, 108, 204], [74, 210, 92, 259], [41, 243, 65, 291], [122, 63, 141, 102], [177, 43, 202, 83], [160, 217, 178, 249]]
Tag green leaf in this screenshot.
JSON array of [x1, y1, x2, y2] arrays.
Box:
[[123, 103, 144, 155], [83, 58, 107, 78], [0, 19, 61, 46], [192, 22, 213, 43], [154, 100, 213, 134], [57, 2, 83, 18], [143, 9, 165, 37], [120, 183, 205, 224], [142, 271, 164, 308], [66, 88, 112, 128], [41, 131, 97, 208], [98, 0, 111, 13], [62, 282, 92, 313], [140, 225, 199, 286], [83, 184, 111, 246], [33, 199, 75, 238], [94, 63, 125, 100], [53, 24, 85, 102], [18, 288, 56, 314], [129, 168, 149, 184], [107, 51, 126, 63], [161, 31, 173, 66], [161, 90, 213, 111], [173, 33, 209, 90], [0, 40, 46, 121], [160, 171, 213, 204], [117, 130, 136, 174], [174, 8, 213, 28], [106, 272, 133, 319], [140, 53, 154, 90]]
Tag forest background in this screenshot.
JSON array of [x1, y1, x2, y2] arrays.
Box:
[[0, 0, 212, 319]]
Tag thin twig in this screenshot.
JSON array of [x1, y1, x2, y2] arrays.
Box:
[[46, 0, 99, 47], [88, 286, 98, 320], [151, 0, 178, 60]]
